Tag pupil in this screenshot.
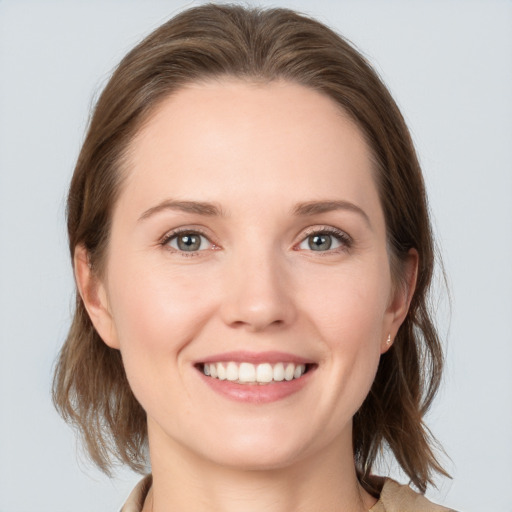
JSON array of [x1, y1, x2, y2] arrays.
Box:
[[309, 234, 331, 251], [178, 234, 200, 251]]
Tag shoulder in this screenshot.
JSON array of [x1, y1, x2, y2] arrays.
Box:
[[120, 474, 152, 512], [370, 478, 458, 512]]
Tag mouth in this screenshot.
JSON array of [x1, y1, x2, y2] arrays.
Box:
[[195, 361, 316, 385], [194, 351, 317, 403]]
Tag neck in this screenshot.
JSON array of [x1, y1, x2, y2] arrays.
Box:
[[145, 423, 377, 512]]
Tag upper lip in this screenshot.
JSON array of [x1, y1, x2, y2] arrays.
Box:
[[196, 351, 315, 365]]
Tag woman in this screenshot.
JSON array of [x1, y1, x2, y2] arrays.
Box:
[[53, 4, 455, 511]]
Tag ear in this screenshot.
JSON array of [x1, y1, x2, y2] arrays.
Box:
[[381, 248, 419, 354], [74, 245, 120, 349]]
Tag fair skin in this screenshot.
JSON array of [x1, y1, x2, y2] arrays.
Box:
[[75, 79, 417, 512]]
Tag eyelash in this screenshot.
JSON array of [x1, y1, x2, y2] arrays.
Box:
[[159, 227, 214, 258], [159, 226, 353, 257], [299, 226, 353, 255]]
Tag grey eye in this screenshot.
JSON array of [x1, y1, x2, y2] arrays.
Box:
[[169, 233, 209, 252], [298, 230, 347, 252], [308, 234, 332, 251]]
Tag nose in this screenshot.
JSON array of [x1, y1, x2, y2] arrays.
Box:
[[219, 245, 297, 332]]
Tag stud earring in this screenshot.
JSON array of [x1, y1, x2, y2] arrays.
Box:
[[386, 334, 392, 346]]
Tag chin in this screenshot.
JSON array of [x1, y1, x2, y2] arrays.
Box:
[[189, 421, 320, 471]]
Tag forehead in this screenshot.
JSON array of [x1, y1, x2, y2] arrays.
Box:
[[120, 79, 381, 222], [132, 78, 368, 166]]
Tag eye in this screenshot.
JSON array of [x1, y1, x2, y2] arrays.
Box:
[[297, 228, 352, 253], [162, 230, 214, 254]]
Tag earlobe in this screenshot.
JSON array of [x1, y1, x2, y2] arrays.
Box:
[[381, 333, 393, 354], [74, 245, 120, 349], [382, 248, 419, 353]]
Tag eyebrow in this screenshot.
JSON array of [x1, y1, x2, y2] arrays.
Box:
[[292, 200, 371, 228], [138, 199, 225, 221], [138, 198, 371, 227]]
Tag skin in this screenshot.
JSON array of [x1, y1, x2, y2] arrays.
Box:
[[76, 79, 417, 512]]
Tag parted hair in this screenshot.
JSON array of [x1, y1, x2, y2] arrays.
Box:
[[53, 3, 448, 495]]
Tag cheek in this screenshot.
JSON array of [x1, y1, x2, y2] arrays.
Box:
[[299, 260, 390, 395], [109, 257, 213, 343], [299, 260, 391, 344], [105, 258, 220, 418]]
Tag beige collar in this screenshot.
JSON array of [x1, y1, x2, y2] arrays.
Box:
[[121, 475, 456, 512]]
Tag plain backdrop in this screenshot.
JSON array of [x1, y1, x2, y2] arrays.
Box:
[[1, 1, 511, 511]]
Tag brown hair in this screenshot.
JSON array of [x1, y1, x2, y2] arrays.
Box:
[[53, 3, 447, 494]]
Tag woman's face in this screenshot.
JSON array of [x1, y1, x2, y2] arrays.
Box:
[[81, 79, 413, 470]]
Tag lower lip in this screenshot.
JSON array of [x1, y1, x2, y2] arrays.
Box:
[[197, 367, 315, 404]]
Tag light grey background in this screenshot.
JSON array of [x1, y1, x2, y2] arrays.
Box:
[[1, 1, 511, 511]]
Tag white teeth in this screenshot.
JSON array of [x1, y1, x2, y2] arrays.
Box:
[[256, 363, 273, 383], [217, 363, 226, 380], [294, 365, 305, 379], [226, 362, 238, 381], [203, 361, 308, 384], [284, 363, 295, 381], [273, 363, 285, 381], [239, 362, 256, 383]]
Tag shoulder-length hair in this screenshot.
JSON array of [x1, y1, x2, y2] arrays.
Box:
[[53, 3, 447, 495]]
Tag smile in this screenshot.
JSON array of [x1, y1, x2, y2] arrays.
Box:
[[195, 351, 316, 403], [201, 361, 308, 384]]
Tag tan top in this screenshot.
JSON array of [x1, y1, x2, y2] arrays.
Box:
[[121, 475, 456, 511]]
